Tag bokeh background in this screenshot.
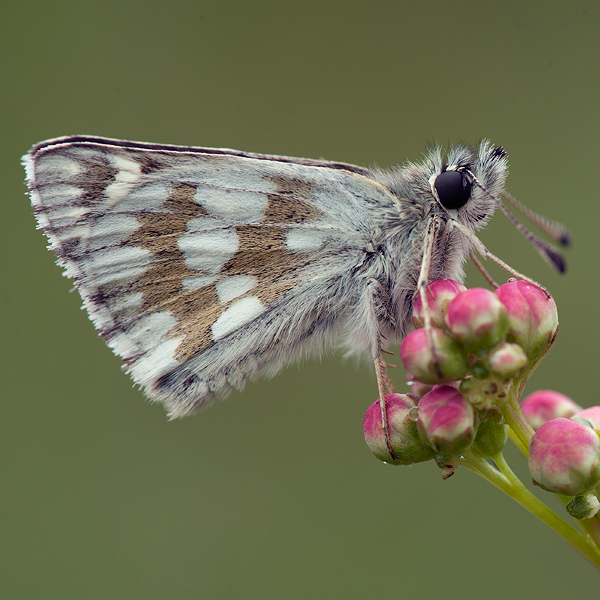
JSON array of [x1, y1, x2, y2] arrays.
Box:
[[2, 1, 599, 597]]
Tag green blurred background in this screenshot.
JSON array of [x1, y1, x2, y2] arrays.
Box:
[[2, 1, 599, 597]]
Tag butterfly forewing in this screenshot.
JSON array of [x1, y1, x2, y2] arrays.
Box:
[[25, 137, 405, 416]]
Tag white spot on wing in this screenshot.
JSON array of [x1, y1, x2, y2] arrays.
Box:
[[115, 182, 172, 212], [215, 275, 257, 302], [82, 246, 151, 287], [104, 155, 143, 205], [195, 187, 268, 222], [36, 154, 84, 179], [183, 161, 278, 193], [110, 154, 143, 181], [187, 216, 223, 232], [179, 219, 238, 273], [31, 184, 83, 207], [50, 224, 92, 243], [182, 275, 218, 291], [286, 228, 330, 252], [84, 214, 141, 251], [110, 291, 144, 312], [211, 296, 265, 341], [130, 338, 181, 385], [111, 311, 181, 386], [42, 204, 90, 228]]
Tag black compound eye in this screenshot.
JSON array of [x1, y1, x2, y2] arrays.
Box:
[[434, 170, 472, 210]]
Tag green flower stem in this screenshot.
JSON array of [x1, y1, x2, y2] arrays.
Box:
[[500, 388, 600, 550], [507, 429, 528, 456], [500, 389, 535, 450], [461, 451, 600, 569], [505, 419, 600, 552], [572, 505, 600, 551]]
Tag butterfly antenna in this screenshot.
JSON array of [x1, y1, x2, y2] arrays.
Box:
[[501, 190, 571, 247], [463, 169, 568, 274]]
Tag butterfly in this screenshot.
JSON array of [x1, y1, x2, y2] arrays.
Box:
[[23, 136, 569, 419]]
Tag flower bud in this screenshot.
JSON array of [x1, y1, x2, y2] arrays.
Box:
[[364, 394, 435, 465], [572, 406, 600, 431], [566, 493, 600, 520], [472, 409, 509, 457], [405, 374, 434, 398], [495, 279, 559, 366], [470, 360, 489, 380], [412, 279, 467, 328], [400, 327, 469, 385], [488, 342, 528, 379], [521, 390, 582, 430], [417, 385, 478, 455], [444, 288, 508, 354], [528, 418, 600, 496]]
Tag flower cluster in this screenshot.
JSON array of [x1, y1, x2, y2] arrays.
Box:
[[402, 278, 558, 404], [364, 278, 600, 521]]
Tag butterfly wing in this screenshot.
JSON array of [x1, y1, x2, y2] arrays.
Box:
[[24, 137, 401, 416]]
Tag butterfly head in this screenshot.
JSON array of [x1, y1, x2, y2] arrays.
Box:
[[427, 142, 568, 274], [427, 142, 509, 232]]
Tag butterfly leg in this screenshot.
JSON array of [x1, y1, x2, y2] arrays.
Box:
[[450, 219, 550, 295], [366, 278, 399, 458], [413, 217, 444, 379], [469, 251, 499, 288], [374, 356, 402, 457]]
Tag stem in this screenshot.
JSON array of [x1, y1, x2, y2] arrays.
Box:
[[507, 428, 528, 456], [501, 387, 600, 550], [500, 390, 535, 450], [461, 451, 600, 569], [572, 503, 600, 551]]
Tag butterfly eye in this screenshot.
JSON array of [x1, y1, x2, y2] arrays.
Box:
[[434, 170, 472, 210]]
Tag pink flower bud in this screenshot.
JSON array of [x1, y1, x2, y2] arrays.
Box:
[[401, 327, 469, 385], [529, 418, 600, 496], [488, 342, 528, 378], [412, 279, 467, 328], [572, 407, 600, 431], [444, 288, 508, 354], [495, 279, 559, 365], [417, 385, 478, 455], [364, 394, 435, 465], [521, 390, 582, 431]]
